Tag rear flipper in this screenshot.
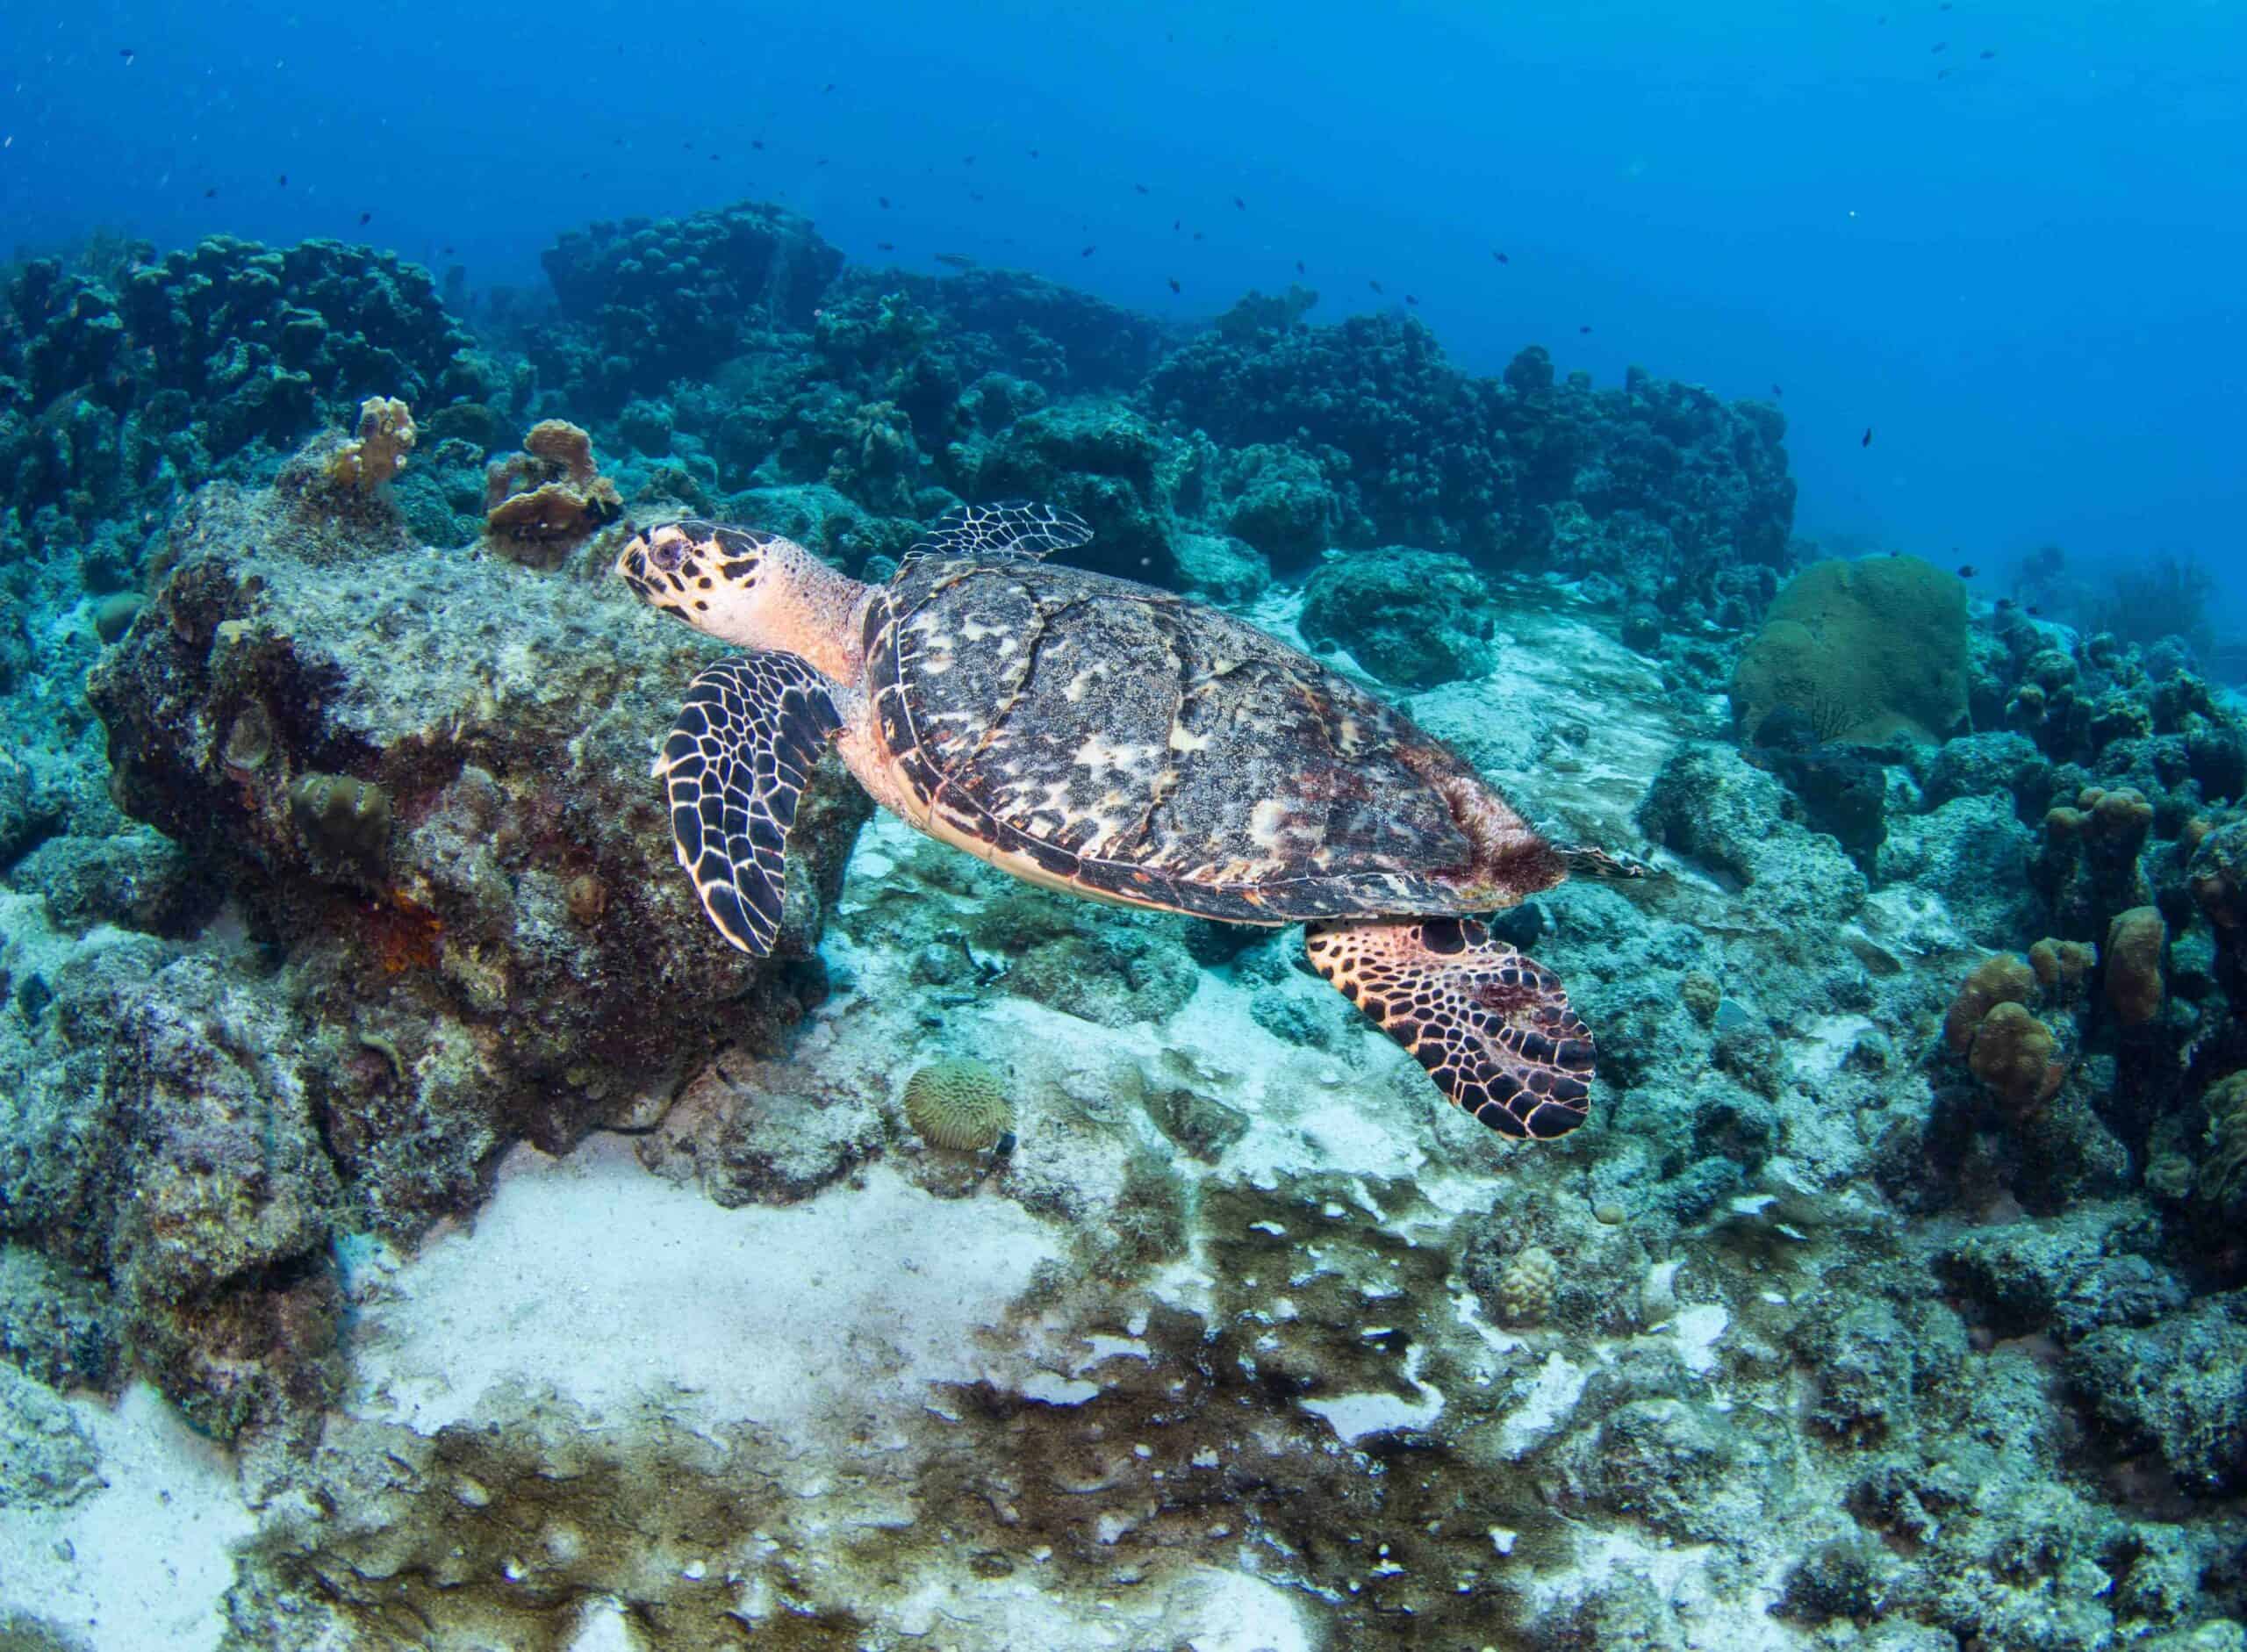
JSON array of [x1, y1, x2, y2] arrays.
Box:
[[657, 652, 841, 957], [1304, 916, 1595, 1140]]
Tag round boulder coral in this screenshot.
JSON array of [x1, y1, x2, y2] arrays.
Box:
[[902, 1058, 1013, 1152]]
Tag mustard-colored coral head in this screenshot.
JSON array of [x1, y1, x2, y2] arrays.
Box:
[[902, 1058, 1013, 1152]]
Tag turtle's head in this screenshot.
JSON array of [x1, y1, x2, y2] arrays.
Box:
[[617, 519, 867, 682]]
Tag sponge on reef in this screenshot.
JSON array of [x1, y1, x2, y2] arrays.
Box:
[[1731, 556, 1968, 745]]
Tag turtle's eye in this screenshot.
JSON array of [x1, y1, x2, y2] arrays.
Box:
[[649, 532, 686, 573]]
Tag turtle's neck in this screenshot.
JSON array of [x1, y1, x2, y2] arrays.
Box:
[[725, 538, 871, 685]]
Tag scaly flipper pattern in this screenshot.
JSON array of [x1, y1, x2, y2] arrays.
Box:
[[1304, 916, 1595, 1139], [657, 652, 841, 956], [897, 499, 1095, 569]]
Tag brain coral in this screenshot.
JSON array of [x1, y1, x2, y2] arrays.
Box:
[[903, 1058, 1014, 1152], [1731, 556, 1969, 744]]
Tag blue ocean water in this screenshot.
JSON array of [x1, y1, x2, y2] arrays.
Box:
[[4, 0, 2242, 604]]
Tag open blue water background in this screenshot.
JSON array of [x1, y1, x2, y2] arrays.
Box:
[[4, 0, 2240, 610]]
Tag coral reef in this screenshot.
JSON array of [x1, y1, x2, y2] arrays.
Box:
[[323, 395, 416, 491], [1732, 555, 1970, 743], [9, 204, 2247, 1648], [481, 419, 622, 564]]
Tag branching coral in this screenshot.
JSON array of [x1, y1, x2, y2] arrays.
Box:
[[483, 420, 622, 565], [325, 396, 416, 491]]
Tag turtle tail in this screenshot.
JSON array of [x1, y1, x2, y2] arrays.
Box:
[[1304, 917, 1595, 1140]]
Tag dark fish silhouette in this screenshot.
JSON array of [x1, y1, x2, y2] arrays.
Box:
[[1405, 294, 1419, 305], [1030, 148, 1041, 159], [1932, 41, 1948, 53], [935, 253, 977, 269], [442, 246, 455, 255], [1957, 564, 1978, 578], [204, 187, 218, 198], [752, 139, 765, 150], [1492, 250, 1510, 264], [1136, 183, 1150, 194], [877, 241, 894, 251], [1173, 219, 1181, 231], [878, 196, 891, 208], [822, 83, 836, 92], [1579, 324, 1592, 334], [1937, 67, 1953, 78], [970, 191, 986, 202], [1979, 47, 1997, 59], [1232, 196, 1246, 210], [1296, 260, 1306, 274], [119, 47, 135, 63], [359, 212, 372, 226], [1192, 231, 1203, 241], [277, 174, 287, 186], [2027, 605, 2043, 616], [1770, 383, 1783, 397], [1368, 279, 1383, 294], [963, 155, 976, 165], [1167, 277, 1181, 293], [1862, 427, 1873, 447], [1997, 598, 2017, 611], [1080, 245, 1096, 256]]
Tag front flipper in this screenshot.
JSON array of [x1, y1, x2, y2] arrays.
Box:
[[898, 499, 1094, 569], [657, 653, 841, 956], [1304, 917, 1595, 1140]]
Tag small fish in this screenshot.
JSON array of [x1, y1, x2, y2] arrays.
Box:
[[1997, 597, 2017, 611], [442, 246, 455, 255], [963, 154, 976, 165], [1957, 564, 1978, 578], [816, 156, 829, 166], [1937, 67, 1952, 78], [1135, 183, 1150, 194], [1173, 219, 1181, 231], [1167, 277, 1181, 293], [969, 190, 986, 202], [1404, 293, 1419, 305], [752, 139, 765, 150], [204, 187, 218, 198], [1192, 231, 1203, 241], [1579, 324, 1592, 334], [1931, 40, 1948, 52], [359, 211, 372, 226], [1080, 244, 1096, 256], [119, 47, 135, 63], [1296, 260, 1306, 275], [1029, 148, 1041, 159], [1368, 279, 1384, 294], [1979, 47, 1997, 59], [1232, 195, 1246, 209], [878, 196, 891, 208], [277, 173, 287, 186], [2027, 605, 2042, 616], [1770, 383, 1783, 397], [1862, 427, 1873, 447], [935, 252, 977, 269], [1492, 249, 1510, 264], [822, 82, 836, 93]]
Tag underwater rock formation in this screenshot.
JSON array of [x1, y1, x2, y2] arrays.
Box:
[[1297, 547, 1498, 688], [85, 445, 867, 1258]]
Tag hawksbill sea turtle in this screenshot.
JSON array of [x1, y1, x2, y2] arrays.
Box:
[[616, 502, 1621, 1142]]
